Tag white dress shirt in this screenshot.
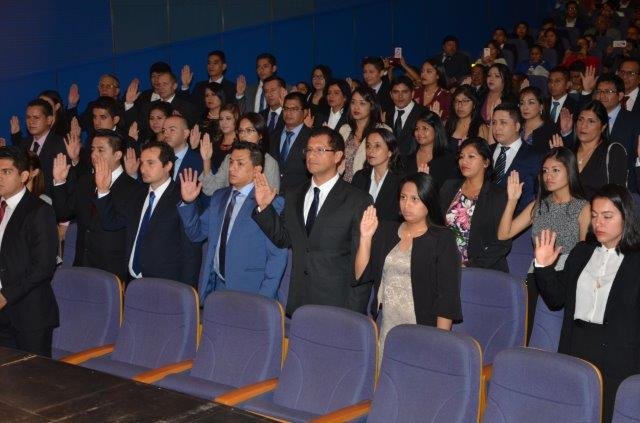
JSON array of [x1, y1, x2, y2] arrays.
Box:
[[372, 81, 383, 94], [369, 170, 388, 202], [253, 81, 265, 113], [492, 138, 523, 173], [625, 86, 638, 111], [129, 177, 171, 278], [173, 144, 189, 180], [0, 187, 27, 289], [303, 172, 340, 222], [574, 246, 624, 324], [31, 130, 50, 155], [393, 101, 415, 130], [550, 94, 568, 123], [327, 108, 343, 129]]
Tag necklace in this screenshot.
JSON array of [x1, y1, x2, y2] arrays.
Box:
[[577, 141, 600, 165]]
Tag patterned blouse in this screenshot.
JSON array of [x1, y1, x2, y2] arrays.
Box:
[[445, 190, 477, 265]]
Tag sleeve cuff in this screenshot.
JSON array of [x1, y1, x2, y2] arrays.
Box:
[[124, 103, 134, 111], [97, 191, 110, 198], [53, 181, 66, 187]]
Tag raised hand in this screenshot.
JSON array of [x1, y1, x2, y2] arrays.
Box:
[[506, 170, 523, 201], [429, 101, 442, 117], [460, 76, 472, 86], [124, 147, 139, 177], [559, 107, 573, 135], [359, 205, 378, 239], [236, 75, 247, 96], [179, 168, 202, 203], [94, 156, 112, 194], [549, 134, 564, 149], [68, 83, 80, 108], [125, 78, 141, 104], [199, 133, 213, 161], [581, 65, 597, 93], [10, 115, 20, 135], [534, 229, 562, 267], [418, 163, 430, 174], [64, 119, 82, 164], [519, 78, 530, 89], [254, 171, 277, 210], [52, 153, 70, 184], [189, 124, 201, 150], [346, 77, 357, 92], [128, 121, 139, 141], [303, 112, 314, 128], [181, 64, 193, 87]]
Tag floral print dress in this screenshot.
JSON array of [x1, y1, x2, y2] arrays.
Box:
[[445, 190, 477, 265]]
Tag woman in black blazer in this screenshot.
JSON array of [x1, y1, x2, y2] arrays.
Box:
[[439, 137, 511, 272], [534, 184, 640, 422], [351, 128, 403, 222]]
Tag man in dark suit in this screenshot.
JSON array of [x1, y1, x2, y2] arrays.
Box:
[[0, 147, 59, 357], [595, 74, 640, 192], [67, 74, 123, 134], [362, 57, 393, 112], [493, 27, 519, 66], [490, 103, 540, 212], [313, 79, 350, 130], [51, 130, 140, 281], [178, 142, 287, 301], [385, 76, 424, 155], [94, 141, 201, 286], [270, 92, 311, 193], [617, 58, 640, 114], [179, 50, 237, 114], [259, 76, 286, 139], [253, 126, 372, 316], [236, 53, 278, 114], [431, 35, 471, 87], [162, 115, 203, 184], [547, 67, 580, 133], [14, 99, 69, 196]]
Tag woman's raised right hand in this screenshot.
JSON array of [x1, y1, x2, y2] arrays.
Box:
[[506, 170, 523, 201]]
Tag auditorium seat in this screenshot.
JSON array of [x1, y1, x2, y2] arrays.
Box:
[[61, 222, 77, 268], [484, 347, 602, 422], [216, 305, 377, 423], [51, 267, 123, 360], [132, 291, 284, 400], [528, 296, 563, 352], [316, 324, 482, 423], [506, 228, 533, 282], [61, 278, 198, 379], [612, 375, 640, 423]]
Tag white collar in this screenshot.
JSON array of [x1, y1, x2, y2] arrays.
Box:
[[311, 172, 340, 192], [2, 187, 26, 209]]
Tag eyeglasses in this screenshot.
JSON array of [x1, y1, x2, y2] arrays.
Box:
[[237, 128, 257, 134], [617, 70, 639, 77], [303, 147, 336, 155], [391, 89, 412, 95], [594, 89, 618, 95], [454, 99, 472, 106], [283, 106, 303, 112]]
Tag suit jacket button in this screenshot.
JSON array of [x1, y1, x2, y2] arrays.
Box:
[[601, 343, 607, 348], [305, 248, 310, 253], [303, 270, 309, 276]]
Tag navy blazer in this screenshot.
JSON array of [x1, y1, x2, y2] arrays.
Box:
[[179, 186, 287, 299], [491, 141, 540, 213], [260, 108, 285, 140], [608, 108, 639, 192], [175, 147, 204, 182]]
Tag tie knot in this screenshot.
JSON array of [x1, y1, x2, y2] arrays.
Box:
[[0, 200, 6, 211], [270, 111, 277, 118], [148, 191, 156, 201], [313, 187, 320, 197], [552, 101, 560, 106], [285, 130, 294, 138], [231, 189, 240, 199], [397, 109, 405, 116], [500, 146, 510, 153]]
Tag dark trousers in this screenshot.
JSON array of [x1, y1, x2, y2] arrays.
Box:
[[0, 316, 54, 358], [525, 272, 538, 345]]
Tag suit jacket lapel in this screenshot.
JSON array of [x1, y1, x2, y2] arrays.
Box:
[[310, 179, 343, 235], [602, 252, 634, 321], [296, 182, 310, 235], [228, 188, 256, 239], [0, 192, 30, 256]]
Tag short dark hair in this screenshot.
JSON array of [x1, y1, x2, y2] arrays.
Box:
[[619, 57, 640, 71], [324, 79, 351, 104], [204, 82, 227, 105], [284, 92, 308, 109], [27, 98, 53, 117], [443, 35, 458, 45], [0, 146, 29, 173], [101, 73, 120, 87], [263, 75, 287, 89], [91, 129, 125, 154], [150, 61, 171, 76], [597, 74, 625, 93], [38, 90, 63, 106], [592, 184, 640, 253], [492, 102, 523, 125], [361, 56, 385, 71], [141, 141, 175, 167], [256, 53, 276, 67], [230, 141, 264, 168], [149, 100, 174, 118], [208, 50, 226, 63], [309, 126, 345, 152], [91, 96, 123, 120], [549, 66, 570, 82], [390, 75, 414, 91]]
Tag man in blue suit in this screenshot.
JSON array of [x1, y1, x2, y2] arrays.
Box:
[[490, 103, 540, 213], [162, 115, 203, 184], [178, 141, 287, 300]]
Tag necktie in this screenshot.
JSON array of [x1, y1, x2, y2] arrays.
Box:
[[132, 191, 155, 276], [550, 101, 560, 122], [305, 187, 320, 236], [394, 109, 405, 137], [622, 95, 630, 111], [492, 146, 510, 184], [280, 131, 294, 164], [218, 190, 239, 279], [0, 200, 7, 224], [268, 111, 277, 132], [31, 141, 41, 154], [173, 157, 182, 180], [259, 90, 266, 112]]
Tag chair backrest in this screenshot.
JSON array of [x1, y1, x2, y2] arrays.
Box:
[[191, 291, 283, 387], [61, 222, 77, 267], [112, 278, 198, 368], [273, 305, 377, 415], [612, 375, 640, 423], [453, 268, 526, 364], [52, 267, 122, 354], [484, 348, 602, 423], [367, 325, 481, 423], [507, 228, 533, 281], [528, 296, 563, 351]]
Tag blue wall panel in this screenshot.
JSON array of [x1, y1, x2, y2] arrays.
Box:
[[353, 1, 393, 72], [393, 0, 429, 66], [168, 34, 223, 82], [221, 25, 271, 81], [314, 9, 354, 79], [272, 17, 314, 84]]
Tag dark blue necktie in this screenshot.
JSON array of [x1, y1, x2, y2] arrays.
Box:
[[492, 146, 510, 184], [132, 191, 155, 275], [268, 111, 277, 132], [218, 190, 239, 279], [305, 187, 320, 235], [280, 130, 294, 164]]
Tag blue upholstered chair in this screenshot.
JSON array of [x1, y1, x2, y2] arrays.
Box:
[[217, 305, 377, 423], [61, 278, 198, 380], [60, 222, 77, 267], [506, 228, 533, 282], [528, 296, 563, 352], [484, 347, 602, 422], [51, 267, 123, 359], [612, 375, 640, 423], [133, 291, 284, 399]]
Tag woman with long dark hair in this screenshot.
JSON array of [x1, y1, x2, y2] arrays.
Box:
[[415, 58, 452, 121], [314, 79, 350, 130], [356, 172, 462, 361], [519, 86, 556, 155], [306, 65, 332, 116], [534, 184, 640, 422], [446, 85, 490, 151], [480, 63, 516, 126]]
